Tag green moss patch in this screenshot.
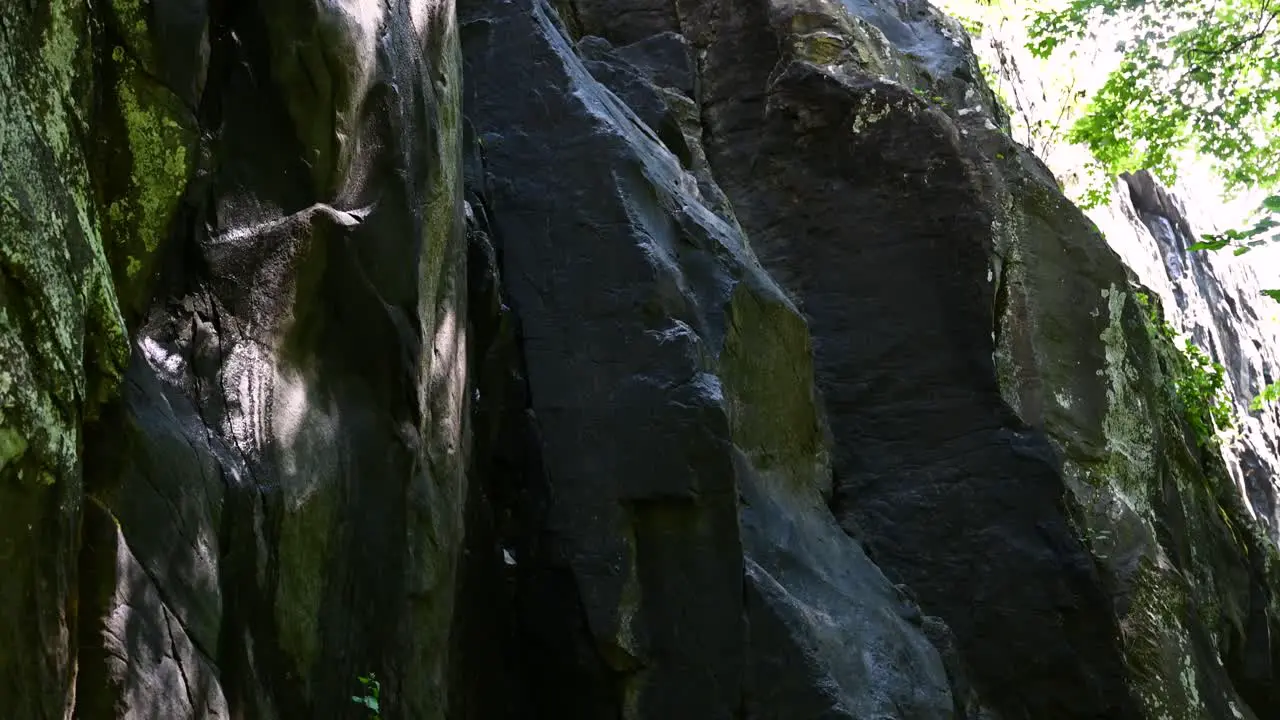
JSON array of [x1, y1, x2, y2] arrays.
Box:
[[719, 280, 828, 496]]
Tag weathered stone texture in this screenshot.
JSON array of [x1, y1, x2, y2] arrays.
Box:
[[1, 3, 129, 716], [5, 0, 1280, 718], [460, 0, 958, 715], [5, 1, 466, 717]]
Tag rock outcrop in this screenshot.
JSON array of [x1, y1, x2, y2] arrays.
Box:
[[5, 1, 467, 717], [2, 4, 132, 716], [4, 0, 1280, 718], [1096, 172, 1280, 541], [460, 1, 963, 717]]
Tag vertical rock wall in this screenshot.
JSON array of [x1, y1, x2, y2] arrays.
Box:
[[3, 1, 468, 718], [546, 0, 1280, 717], [459, 0, 961, 716], [1, 3, 131, 717], [5, 0, 1280, 718], [677, 2, 1136, 716], [1097, 171, 1280, 541]]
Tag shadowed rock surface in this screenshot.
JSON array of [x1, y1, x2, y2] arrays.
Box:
[[5, 0, 467, 717], [460, 1, 958, 716], [3, 0, 1280, 718]]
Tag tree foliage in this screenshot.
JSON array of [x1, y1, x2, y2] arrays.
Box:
[[1026, 0, 1280, 411], [1027, 0, 1280, 193], [1187, 193, 1280, 253], [1138, 293, 1236, 441]]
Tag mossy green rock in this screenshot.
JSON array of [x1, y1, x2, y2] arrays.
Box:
[[991, 142, 1280, 719], [0, 0, 129, 716], [4, 0, 466, 716], [96, 44, 198, 323]]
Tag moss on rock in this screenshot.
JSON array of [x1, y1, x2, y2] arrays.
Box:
[[0, 0, 129, 487], [720, 279, 829, 498], [0, 1, 130, 715], [96, 42, 197, 321], [986, 131, 1280, 717]]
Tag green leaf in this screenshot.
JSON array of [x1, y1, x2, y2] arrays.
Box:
[[1264, 195, 1280, 213], [1188, 238, 1231, 252]]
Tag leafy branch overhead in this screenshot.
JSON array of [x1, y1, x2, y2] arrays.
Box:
[[1184, 194, 1280, 312], [1027, 0, 1280, 191], [1187, 194, 1280, 254]]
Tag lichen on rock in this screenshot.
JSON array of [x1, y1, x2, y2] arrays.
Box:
[[1, 1, 131, 716], [0, 0, 130, 486], [992, 137, 1280, 718], [96, 43, 198, 321]]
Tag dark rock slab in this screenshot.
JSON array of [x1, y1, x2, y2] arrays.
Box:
[[462, 4, 746, 715], [740, 466, 954, 719], [78, 355, 228, 720], [641, 0, 1142, 716], [77, 420, 229, 719], [461, 0, 959, 716]]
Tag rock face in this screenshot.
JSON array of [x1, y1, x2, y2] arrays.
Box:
[[1096, 171, 1280, 541], [2, 4, 131, 717], [4, 0, 1280, 719], [460, 1, 958, 716], [4, 1, 466, 718]]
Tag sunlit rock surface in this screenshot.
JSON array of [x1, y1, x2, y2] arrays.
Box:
[[1094, 172, 1280, 542]]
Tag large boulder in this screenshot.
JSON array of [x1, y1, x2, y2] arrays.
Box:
[[548, 0, 1280, 716]]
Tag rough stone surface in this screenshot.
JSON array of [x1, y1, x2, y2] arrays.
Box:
[[461, 0, 959, 716], [1075, 169, 1280, 718], [559, 0, 1280, 717], [1095, 171, 1280, 542], [7, 0, 1280, 717], [989, 146, 1280, 720], [94, 0, 204, 323], [0, 3, 130, 717], [663, 1, 1134, 717], [7, 0, 467, 717]]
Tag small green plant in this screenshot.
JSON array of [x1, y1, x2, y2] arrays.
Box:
[[352, 673, 381, 719], [1136, 293, 1234, 445], [1181, 195, 1280, 411], [910, 87, 952, 109], [1173, 337, 1234, 442], [1251, 381, 1280, 412]]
